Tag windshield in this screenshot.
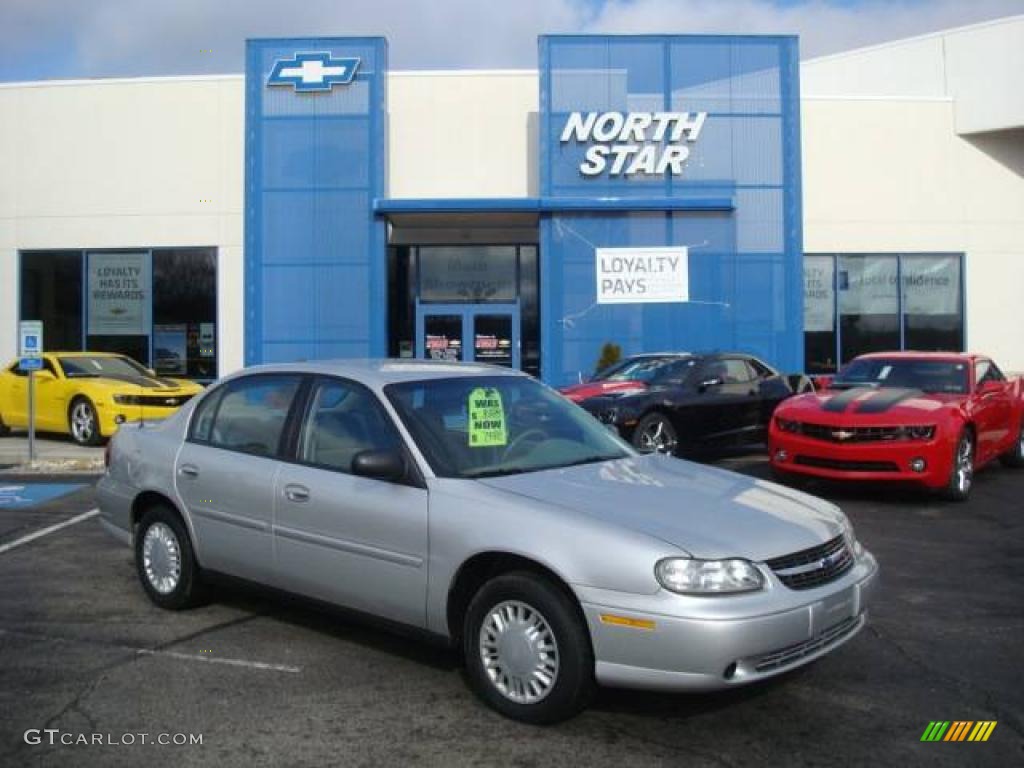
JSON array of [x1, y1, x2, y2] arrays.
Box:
[[594, 356, 695, 384], [385, 375, 632, 478], [832, 358, 968, 394], [59, 355, 151, 379]]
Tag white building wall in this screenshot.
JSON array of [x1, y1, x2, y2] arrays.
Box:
[[801, 96, 1024, 370], [387, 71, 538, 198], [0, 75, 246, 374]]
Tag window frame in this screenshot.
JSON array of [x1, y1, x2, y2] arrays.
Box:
[[288, 374, 421, 486], [803, 252, 965, 373], [186, 373, 308, 460]]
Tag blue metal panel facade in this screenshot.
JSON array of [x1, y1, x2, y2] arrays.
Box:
[[244, 38, 388, 365], [539, 35, 803, 385]]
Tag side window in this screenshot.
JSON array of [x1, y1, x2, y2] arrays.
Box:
[[189, 386, 225, 443], [748, 358, 774, 379], [207, 376, 301, 457], [299, 378, 402, 473], [975, 360, 1004, 386], [722, 359, 755, 384]]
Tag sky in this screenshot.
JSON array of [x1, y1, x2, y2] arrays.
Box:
[[0, 0, 1022, 81]]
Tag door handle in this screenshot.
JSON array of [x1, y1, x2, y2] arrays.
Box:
[[178, 464, 199, 478], [284, 484, 310, 503]]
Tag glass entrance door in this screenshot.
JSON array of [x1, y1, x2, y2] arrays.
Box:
[[416, 303, 520, 368]]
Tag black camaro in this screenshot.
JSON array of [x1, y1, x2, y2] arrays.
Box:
[[559, 353, 795, 455]]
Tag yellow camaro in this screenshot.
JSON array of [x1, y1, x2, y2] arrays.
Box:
[[0, 352, 204, 446]]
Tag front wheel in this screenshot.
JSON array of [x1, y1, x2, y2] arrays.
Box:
[[999, 422, 1024, 468], [632, 412, 679, 455], [463, 572, 594, 724], [945, 429, 975, 502], [69, 397, 102, 446], [0, 412, 10, 437]]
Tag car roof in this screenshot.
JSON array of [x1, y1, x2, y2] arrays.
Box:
[[46, 351, 125, 358], [853, 351, 979, 362], [232, 359, 528, 387]]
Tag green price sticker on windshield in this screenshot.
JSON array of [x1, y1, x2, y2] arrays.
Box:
[[468, 387, 507, 447]]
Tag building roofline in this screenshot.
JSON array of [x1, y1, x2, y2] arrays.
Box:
[[803, 12, 1023, 66]]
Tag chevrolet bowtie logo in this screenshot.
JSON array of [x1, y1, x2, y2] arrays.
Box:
[[832, 429, 855, 441], [267, 52, 360, 92]]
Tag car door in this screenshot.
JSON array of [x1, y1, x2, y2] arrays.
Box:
[[34, 358, 68, 432], [972, 359, 1013, 461], [273, 376, 429, 628], [689, 358, 757, 446], [174, 373, 305, 584]]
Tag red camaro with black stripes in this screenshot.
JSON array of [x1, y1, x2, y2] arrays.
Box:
[[769, 352, 1024, 500]]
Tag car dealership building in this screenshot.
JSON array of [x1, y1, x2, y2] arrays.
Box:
[[1, 17, 1022, 385]]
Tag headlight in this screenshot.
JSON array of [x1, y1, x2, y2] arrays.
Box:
[[903, 425, 936, 440], [113, 394, 141, 405], [598, 408, 619, 424], [655, 558, 765, 595], [775, 417, 800, 433]]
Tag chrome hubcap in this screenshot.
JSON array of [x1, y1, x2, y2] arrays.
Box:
[[143, 523, 182, 594], [479, 600, 560, 704], [639, 418, 676, 454], [955, 436, 973, 494], [71, 403, 94, 442]]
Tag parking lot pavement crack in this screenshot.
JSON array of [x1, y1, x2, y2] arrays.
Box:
[[147, 609, 273, 654], [867, 624, 1024, 741]]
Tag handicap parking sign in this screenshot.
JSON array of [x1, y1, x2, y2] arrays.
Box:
[[24, 335, 38, 351]]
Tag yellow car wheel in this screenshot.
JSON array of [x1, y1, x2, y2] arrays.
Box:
[[69, 397, 103, 446]]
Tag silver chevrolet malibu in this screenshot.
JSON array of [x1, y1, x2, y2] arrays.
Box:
[[98, 360, 878, 723]]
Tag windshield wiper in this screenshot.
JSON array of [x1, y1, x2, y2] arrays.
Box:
[[556, 454, 618, 469], [464, 466, 533, 479]]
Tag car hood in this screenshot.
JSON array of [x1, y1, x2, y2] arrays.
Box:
[[78, 374, 200, 394], [778, 387, 963, 422], [559, 380, 648, 403], [478, 454, 846, 561]]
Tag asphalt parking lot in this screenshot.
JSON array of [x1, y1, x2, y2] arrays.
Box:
[[0, 458, 1021, 767]]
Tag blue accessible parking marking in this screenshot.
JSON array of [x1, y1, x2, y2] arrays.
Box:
[[0, 484, 84, 509]]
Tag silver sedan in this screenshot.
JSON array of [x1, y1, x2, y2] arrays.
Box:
[[97, 360, 878, 723]]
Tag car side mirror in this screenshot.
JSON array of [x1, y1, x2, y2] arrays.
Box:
[[698, 377, 723, 392], [978, 380, 1002, 394], [351, 449, 407, 482]]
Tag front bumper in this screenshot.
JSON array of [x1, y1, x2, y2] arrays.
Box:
[[768, 431, 953, 489], [97, 405, 181, 436], [577, 551, 879, 691]]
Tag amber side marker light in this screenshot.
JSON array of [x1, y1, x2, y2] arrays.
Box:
[[599, 614, 656, 631]]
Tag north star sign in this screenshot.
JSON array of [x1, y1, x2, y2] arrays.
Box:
[[267, 52, 360, 92], [560, 111, 708, 177]]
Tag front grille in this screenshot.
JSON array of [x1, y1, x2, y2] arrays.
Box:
[[795, 456, 899, 473], [796, 422, 906, 443], [754, 615, 861, 672], [765, 534, 854, 590], [124, 394, 194, 408]]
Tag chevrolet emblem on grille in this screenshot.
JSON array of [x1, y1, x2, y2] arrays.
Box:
[[165, 398, 177, 406], [832, 429, 854, 441]]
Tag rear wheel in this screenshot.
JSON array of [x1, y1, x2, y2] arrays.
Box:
[[999, 421, 1024, 468], [463, 572, 594, 724], [135, 505, 206, 609], [632, 412, 678, 455], [69, 397, 102, 446], [945, 429, 974, 502]]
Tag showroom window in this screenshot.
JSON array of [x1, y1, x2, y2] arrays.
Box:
[[804, 253, 964, 373], [18, 248, 218, 381]]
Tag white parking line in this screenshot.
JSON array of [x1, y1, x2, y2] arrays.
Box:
[[0, 628, 302, 674], [136, 648, 301, 673], [0, 508, 100, 555]]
